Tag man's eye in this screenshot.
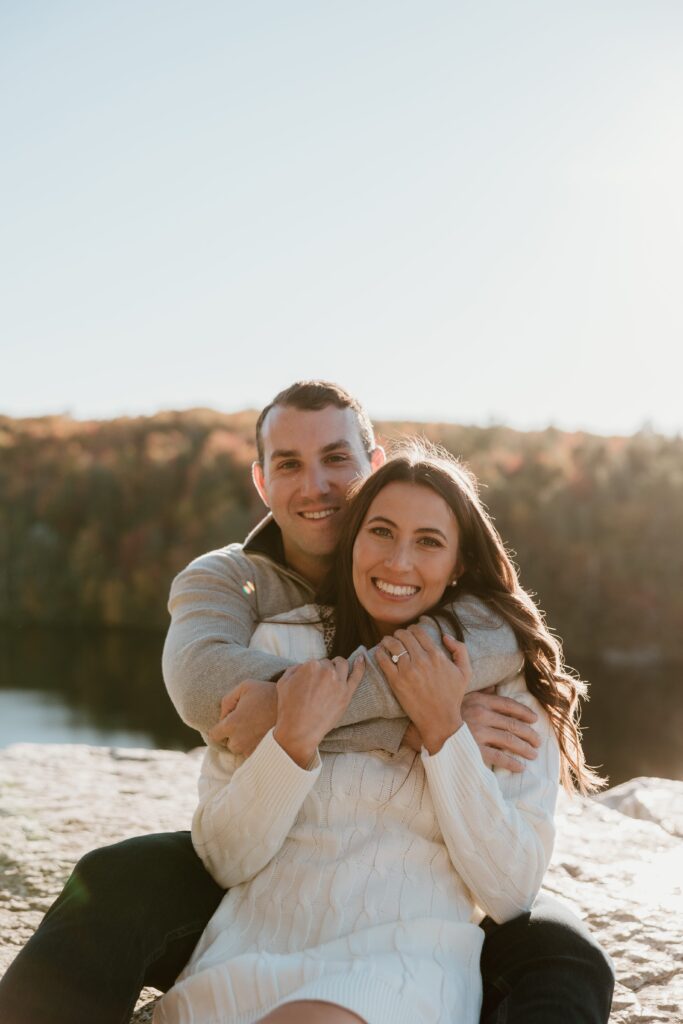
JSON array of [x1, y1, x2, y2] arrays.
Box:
[[278, 461, 300, 471], [325, 454, 349, 463]]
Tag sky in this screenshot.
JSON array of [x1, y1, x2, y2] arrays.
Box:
[[2, 1, 682, 436]]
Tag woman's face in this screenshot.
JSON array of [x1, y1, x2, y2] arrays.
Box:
[[352, 480, 460, 636]]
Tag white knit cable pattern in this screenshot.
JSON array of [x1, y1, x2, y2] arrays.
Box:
[[154, 610, 559, 1024]]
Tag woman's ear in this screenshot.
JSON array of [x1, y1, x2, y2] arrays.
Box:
[[450, 559, 465, 587]]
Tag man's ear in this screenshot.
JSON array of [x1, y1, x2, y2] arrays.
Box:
[[370, 446, 386, 472], [251, 462, 270, 508]]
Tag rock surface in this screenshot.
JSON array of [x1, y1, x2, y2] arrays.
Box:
[[1, 744, 681, 1022]]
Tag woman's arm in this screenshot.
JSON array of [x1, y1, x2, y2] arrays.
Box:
[[192, 654, 364, 887], [192, 730, 321, 889], [378, 624, 559, 922], [421, 685, 560, 923]]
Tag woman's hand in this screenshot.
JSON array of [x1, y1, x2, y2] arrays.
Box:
[[377, 625, 471, 755], [273, 656, 365, 767]]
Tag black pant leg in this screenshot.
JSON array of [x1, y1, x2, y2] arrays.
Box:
[[479, 894, 615, 1024], [0, 831, 224, 1024]]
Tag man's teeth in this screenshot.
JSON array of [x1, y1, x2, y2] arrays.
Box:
[[300, 509, 336, 520], [374, 579, 420, 597]]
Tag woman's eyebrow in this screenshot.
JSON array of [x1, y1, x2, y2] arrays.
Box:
[[415, 527, 449, 541], [366, 515, 448, 541], [367, 515, 398, 527]]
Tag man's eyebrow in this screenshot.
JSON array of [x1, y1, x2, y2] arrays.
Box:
[[269, 448, 300, 461], [366, 515, 449, 541], [320, 439, 352, 454], [269, 439, 352, 461]]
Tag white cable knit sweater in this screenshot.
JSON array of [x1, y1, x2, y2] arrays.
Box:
[[155, 606, 560, 1024]]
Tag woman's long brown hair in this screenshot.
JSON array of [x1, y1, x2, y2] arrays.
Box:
[[318, 439, 605, 795]]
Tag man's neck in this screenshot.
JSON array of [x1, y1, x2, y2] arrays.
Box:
[[283, 545, 332, 590]]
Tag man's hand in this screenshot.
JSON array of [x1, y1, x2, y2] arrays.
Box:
[[207, 679, 278, 756], [401, 687, 540, 769], [459, 685, 541, 772], [440, 634, 540, 771]]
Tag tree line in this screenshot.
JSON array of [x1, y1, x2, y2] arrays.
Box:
[[1, 410, 681, 663]]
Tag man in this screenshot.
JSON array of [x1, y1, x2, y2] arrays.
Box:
[[0, 381, 613, 1024]]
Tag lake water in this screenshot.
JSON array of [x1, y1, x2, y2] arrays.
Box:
[[1, 625, 681, 787]]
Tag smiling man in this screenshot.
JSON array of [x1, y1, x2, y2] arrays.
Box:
[[252, 399, 385, 586], [0, 381, 614, 1024]]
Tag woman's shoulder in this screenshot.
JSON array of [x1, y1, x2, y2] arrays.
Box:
[[262, 604, 323, 626], [250, 604, 328, 660]]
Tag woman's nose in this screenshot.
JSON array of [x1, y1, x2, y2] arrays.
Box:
[[385, 542, 413, 572]]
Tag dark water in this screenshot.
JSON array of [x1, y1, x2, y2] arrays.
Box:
[[0, 626, 681, 786]]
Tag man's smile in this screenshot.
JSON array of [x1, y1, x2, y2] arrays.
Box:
[[298, 508, 339, 521]]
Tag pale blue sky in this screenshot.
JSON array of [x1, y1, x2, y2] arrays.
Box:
[[2, 1, 682, 434]]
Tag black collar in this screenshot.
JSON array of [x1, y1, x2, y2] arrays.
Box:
[[243, 514, 287, 566]]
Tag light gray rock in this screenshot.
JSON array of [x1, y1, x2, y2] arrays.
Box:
[[596, 777, 683, 840], [1, 744, 681, 1022]]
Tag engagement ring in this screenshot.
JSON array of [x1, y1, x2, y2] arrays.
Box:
[[391, 650, 408, 664]]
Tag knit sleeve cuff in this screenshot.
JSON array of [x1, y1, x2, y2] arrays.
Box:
[[420, 722, 491, 806], [232, 728, 321, 822]]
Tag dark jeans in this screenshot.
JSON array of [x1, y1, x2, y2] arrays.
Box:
[[0, 831, 614, 1024]]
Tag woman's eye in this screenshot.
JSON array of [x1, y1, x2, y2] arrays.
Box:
[[418, 536, 443, 548], [370, 526, 392, 538]]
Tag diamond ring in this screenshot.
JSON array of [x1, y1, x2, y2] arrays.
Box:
[[391, 650, 409, 664]]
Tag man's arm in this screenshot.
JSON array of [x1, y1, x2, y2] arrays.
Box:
[[164, 549, 538, 761], [215, 594, 538, 759], [162, 548, 304, 734], [335, 592, 525, 729], [163, 547, 406, 739]]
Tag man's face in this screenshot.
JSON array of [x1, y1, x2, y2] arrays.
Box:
[[253, 404, 383, 583]]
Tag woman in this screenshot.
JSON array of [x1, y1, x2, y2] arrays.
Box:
[[155, 441, 599, 1024]]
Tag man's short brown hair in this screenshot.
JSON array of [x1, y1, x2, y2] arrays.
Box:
[[255, 380, 375, 463]]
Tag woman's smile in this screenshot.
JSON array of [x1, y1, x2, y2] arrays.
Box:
[[372, 578, 421, 598]]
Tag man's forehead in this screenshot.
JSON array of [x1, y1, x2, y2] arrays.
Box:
[[261, 404, 365, 458]]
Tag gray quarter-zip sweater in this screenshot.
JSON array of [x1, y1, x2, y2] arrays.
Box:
[[162, 515, 523, 753]]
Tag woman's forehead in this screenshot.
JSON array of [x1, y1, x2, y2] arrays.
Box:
[[364, 480, 458, 532]]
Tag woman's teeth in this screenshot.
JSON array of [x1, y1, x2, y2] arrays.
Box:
[[374, 579, 420, 597], [300, 509, 336, 520]]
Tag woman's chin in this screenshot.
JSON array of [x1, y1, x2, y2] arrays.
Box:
[[369, 603, 429, 636]]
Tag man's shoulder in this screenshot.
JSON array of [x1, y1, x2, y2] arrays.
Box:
[[182, 542, 251, 577], [172, 543, 295, 590], [167, 543, 312, 619]]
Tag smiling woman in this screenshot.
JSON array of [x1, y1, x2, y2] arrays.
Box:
[[323, 438, 603, 796]]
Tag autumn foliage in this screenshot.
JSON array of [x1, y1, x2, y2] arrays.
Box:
[[1, 410, 682, 662]]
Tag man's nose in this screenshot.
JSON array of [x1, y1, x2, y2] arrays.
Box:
[[299, 463, 329, 498]]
